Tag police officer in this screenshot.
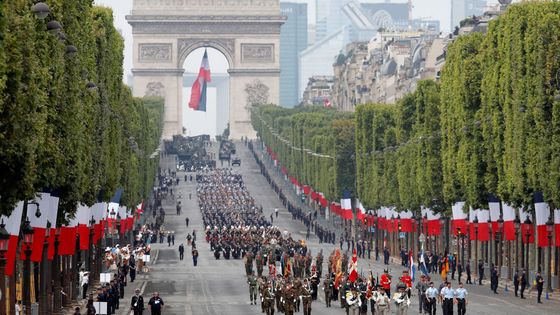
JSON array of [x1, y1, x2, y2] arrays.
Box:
[[440, 282, 455, 315], [425, 282, 438, 315], [455, 282, 467, 315], [535, 271, 544, 303], [513, 270, 520, 297], [519, 271, 527, 299], [248, 272, 259, 305]]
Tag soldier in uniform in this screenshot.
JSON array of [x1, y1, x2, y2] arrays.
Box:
[[259, 276, 267, 312], [310, 269, 319, 300], [283, 282, 298, 315], [248, 272, 259, 305], [375, 286, 390, 315], [323, 275, 333, 307], [293, 278, 303, 312], [276, 276, 284, 313], [300, 278, 313, 315], [346, 285, 362, 315], [262, 281, 276, 315], [256, 252, 264, 277], [316, 251, 324, 279], [245, 252, 254, 276], [393, 283, 410, 315], [380, 270, 392, 296]]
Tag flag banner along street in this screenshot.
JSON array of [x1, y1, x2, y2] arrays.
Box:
[[188, 49, 211, 112]]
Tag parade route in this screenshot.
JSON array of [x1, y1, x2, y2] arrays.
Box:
[[124, 142, 559, 315]]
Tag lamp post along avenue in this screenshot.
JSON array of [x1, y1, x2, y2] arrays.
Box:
[[22, 217, 34, 315], [473, 215, 479, 278], [545, 215, 554, 293], [514, 215, 521, 271], [524, 216, 532, 285]]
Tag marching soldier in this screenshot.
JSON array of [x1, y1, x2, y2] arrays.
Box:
[[259, 276, 267, 312], [392, 283, 410, 315], [245, 252, 254, 276], [310, 270, 319, 300], [276, 277, 285, 313], [399, 270, 412, 298], [301, 278, 313, 315], [262, 281, 276, 315], [283, 282, 298, 315], [323, 276, 333, 307], [346, 285, 362, 315], [425, 281, 438, 315], [380, 270, 392, 296], [375, 286, 390, 315], [248, 272, 259, 305], [256, 252, 264, 277]]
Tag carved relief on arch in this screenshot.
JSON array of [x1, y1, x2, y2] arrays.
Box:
[[177, 38, 235, 67], [145, 82, 165, 97]]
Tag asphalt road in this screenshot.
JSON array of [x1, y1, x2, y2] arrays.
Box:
[[127, 141, 558, 315]]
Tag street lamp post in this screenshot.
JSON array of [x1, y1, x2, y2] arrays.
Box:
[[524, 216, 532, 284], [457, 227, 462, 268], [441, 217, 448, 254], [52, 228, 61, 310], [546, 215, 554, 293], [514, 215, 521, 271], [39, 222, 51, 315], [0, 220, 10, 315], [473, 215, 479, 278], [497, 215, 504, 274], [22, 218, 34, 315], [89, 216, 95, 276]]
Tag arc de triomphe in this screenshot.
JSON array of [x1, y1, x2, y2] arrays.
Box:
[[127, 0, 284, 139]]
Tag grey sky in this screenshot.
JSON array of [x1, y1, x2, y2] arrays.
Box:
[[94, 0, 503, 79]]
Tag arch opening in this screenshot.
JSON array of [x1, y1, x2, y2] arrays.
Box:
[[183, 47, 230, 139]]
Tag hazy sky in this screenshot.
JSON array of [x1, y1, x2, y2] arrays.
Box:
[[94, 0, 504, 78]]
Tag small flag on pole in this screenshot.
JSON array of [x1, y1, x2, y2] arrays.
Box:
[[188, 49, 211, 112]]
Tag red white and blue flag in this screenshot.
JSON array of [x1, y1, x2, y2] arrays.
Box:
[[188, 49, 211, 112], [409, 250, 416, 282]]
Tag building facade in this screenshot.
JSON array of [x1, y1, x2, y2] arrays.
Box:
[[280, 2, 308, 107], [450, 0, 487, 30]]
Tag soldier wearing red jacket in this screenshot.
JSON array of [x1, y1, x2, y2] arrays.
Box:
[[400, 270, 413, 297], [380, 269, 392, 296]]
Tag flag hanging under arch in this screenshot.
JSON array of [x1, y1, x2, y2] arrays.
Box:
[[188, 49, 211, 111]]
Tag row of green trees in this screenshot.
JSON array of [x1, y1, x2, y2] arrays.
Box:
[[357, 2, 560, 212], [0, 0, 163, 219], [252, 2, 560, 213], [251, 106, 355, 201]]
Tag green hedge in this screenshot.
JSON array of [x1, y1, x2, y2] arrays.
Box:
[[0, 1, 163, 219], [251, 106, 354, 201]]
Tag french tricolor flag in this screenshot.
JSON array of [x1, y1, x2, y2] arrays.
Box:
[[188, 49, 211, 112], [340, 198, 353, 220], [534, 192, 551, 247], [422, 207, 441, 236], [501, 203, 517, 241]]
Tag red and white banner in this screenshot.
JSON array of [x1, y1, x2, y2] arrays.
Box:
[[356, 200, 366, 221], [502, 203, 516, 241], [340, 198, 353, 220], [452, 202, 468, 236], [2, 201, 24, 276], [377, 208, 387, 230], [23, 193, 53, 262], [422, 207, 441, 236], [399, 210, 414, 232], [488, 199, 501, 240], [535, 199, 551, 247], [75, 204, 92, 251], [477, 209, 490, 241]]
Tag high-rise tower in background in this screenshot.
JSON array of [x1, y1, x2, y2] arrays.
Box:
[[450, 0, 487, 30], [280, 2, 308, 107]]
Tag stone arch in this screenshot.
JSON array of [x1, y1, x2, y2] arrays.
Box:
[[177, 38, 235, 70]]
